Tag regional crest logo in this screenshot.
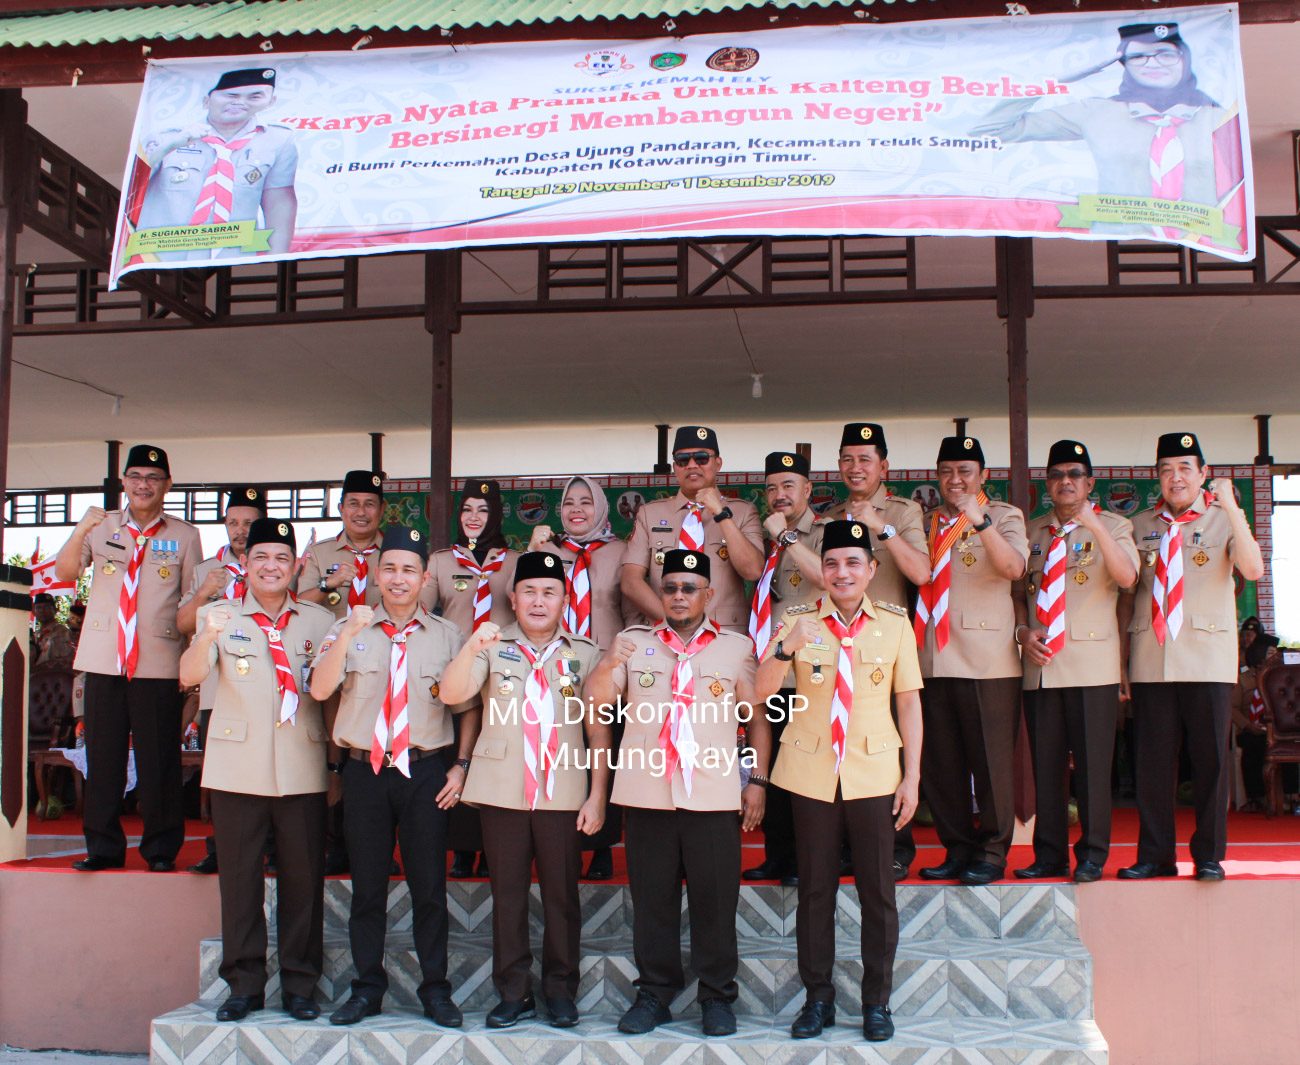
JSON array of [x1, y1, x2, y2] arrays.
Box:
[[1106, 482, 1138, 515], [576, 50, 634, 76], [517, 492, 549, 524], [706, 47, 759, 72], [651, 52, 686, 70]]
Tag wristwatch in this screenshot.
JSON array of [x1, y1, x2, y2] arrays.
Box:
[[773, 641, 794, 662], [713, 506, 733, 523], [454, 758, 471, 770], [877, 524, 896, 541], [777, 529, 799, 547], [972, 514, 993, 532], [317, 577, 331, 594], [326, 761, 345, 775]]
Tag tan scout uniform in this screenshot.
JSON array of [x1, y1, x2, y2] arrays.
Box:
[[821, 485, 926, 609], [76, 511, 202, 865], [766, 596, 920, 1008], [625, 493, 764, 634], [197, 595, 334, 1003], [918, 499, 1029, 872], [544, 539, 639, 652], [420, 547, 520, 633], [182, 556, 242, 713], [1231, 663, 1269, 806], [605, 620, 756, 1007], [1021, 510, 1138, 870], [772, 508, 825, 615], [298, 531, 384, 620], [461, 623, 601, 1003]]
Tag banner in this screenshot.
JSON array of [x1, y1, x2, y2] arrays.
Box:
[[110, 5, 1253, 285]]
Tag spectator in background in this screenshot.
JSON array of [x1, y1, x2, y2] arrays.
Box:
[[32, 593, 75, 669]]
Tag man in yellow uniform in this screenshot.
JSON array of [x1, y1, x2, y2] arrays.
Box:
[[756, 520, 922, 1042]]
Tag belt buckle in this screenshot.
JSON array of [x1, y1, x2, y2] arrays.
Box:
[[384, 751, 396, 768]]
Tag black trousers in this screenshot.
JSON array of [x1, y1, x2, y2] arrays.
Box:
[[82, 672, 184, 864], [757, 690, 797, 870], [210, 788, 326, 999], [1025, 685, 1118, 867], [624, 807, 740, 1005], [479, 806, 582, 1001], [1132, 682, 1233, 865], [343, 754, 452, 1003], [791, 789, 896, 1007], [920, 676, 1022, 868], [1237, 729, 1266, 801]]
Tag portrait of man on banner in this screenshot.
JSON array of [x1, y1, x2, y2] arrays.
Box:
[[971, 22, 1247, 255], [123, 67, 298, 264]]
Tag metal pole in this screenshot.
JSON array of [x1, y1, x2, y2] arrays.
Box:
[[425, 251, 461, 549], [0, 91, 24, 555]]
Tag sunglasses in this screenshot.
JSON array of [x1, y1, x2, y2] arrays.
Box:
[[1045, 468, 1090, 481], [673, 451, 714, 467], [662, 582, 705, 595]]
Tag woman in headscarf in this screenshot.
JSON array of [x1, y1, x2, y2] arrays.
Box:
[[527, 475, 640, 879], [424, 479, 521, 879]]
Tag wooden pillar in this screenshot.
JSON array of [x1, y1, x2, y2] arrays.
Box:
[[1254, 414, 1273, 466], [103, 440, 121, 512], [0, 91, 25, 556], [996, 237, 1033, 514], [369, 432, 385, 474], [653, 424, 671, 475], [425, 251, 461, 549]]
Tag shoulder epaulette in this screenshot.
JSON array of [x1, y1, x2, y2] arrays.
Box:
[[786, 602, 818, 616], [874, 601, 908, 616], [622, 624, 655, 633]]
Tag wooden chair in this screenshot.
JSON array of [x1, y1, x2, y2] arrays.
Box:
[[26, 666, 76, 818], [1260, 663, 1300, 817]]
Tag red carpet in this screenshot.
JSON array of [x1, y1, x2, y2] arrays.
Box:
[[10, 806, 1300, 881]]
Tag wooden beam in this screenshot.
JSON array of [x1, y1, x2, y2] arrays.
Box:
[[0, 90, 25, 556], [424, 250, 461, 550]]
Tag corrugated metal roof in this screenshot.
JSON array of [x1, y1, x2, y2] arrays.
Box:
[[0, 0, 922, 48]]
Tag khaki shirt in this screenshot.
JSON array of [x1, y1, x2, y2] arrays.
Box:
[[298, 531, 384, 620], [461, 624, 601, 811], [1127, 496, 1247, 685], [541, 539, 640, 651], [74, 511, 202, 679], [182, 554, 242, 711], [420, 547, 520, 633], [766, 597, 921, 802], [34, 622, 75, 669], [1022, 510, 1139, 690], [918, 500, 1030, 680], [197, 595, 335, 797], [821, 484, 926, 609], [605, 621, 757, 812], [765, 508, 824, 688], [324, 605, 477, 753], [625, 492, 764, 633]]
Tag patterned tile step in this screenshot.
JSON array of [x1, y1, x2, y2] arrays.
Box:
[[289, 881, 1080, 940], [152, 1001, 1108, 1065], [197, 933, 1093, 1021]]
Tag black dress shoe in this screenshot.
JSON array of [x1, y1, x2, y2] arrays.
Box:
[[1073, 861, 1104, 883], [618, 989, 672, 1034], [839, 854, 853, 877], [283, 993, 319, 1020], [701, 998, 736, 1036], [330, 995, 381, 1025], [862, 1005, 894, 1042], [790, 1000, 835, 1039], [1014, 861, 1069, 880], [960, 861, 1004, 886], [1117, 862, 1179, 880], [780, 873, 799, 887], [322, 851, 349, 876], [584, 847, 614, 881], [148, 859, 176, 873], [216, 993, 264, 1022], [475, 852, 489, 877], [487, 997, 537, 1028], [742, 859, 792, 881], [892, 860, 909, 883], [545, 997, 578, 1028], [918, 856, 967, 881], [72, 855, 124, 871], [187, 853, 219, 875], [449, 851, 474, 879], [1194, 861, 1226, 881], [423, 997, 463, 1028]]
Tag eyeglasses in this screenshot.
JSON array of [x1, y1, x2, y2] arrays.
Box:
[[673, 451, 714, 467], [123, 473, 166, 485], [1121, 50, 1182, 67], [1045, 468, 1090, 482], [661, 582, 704, 595]]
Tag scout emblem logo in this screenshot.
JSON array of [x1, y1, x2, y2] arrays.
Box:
[[683, 554, 697, 570], [963, 552, 977, 567], [159, 566, 171, 579], [1181, 434, 1194, 449], [1155, 24, 1170, 36], [576, 50, 633, 76], [246, 488, 257, 500], [781, 455, 794, 468], [371, 475, 381, 487], [790, 572, 802, 586], [651, 52, 686, 69], [709, 680, 724, 697], [1193, 550, 1209, 567], [148, 449, 159, 462], [870, 667, 885, 686], [696, 428, 709, 440], [861, 426, 873, 440], [1074, 444, 1084, 455], [518, 492, 548, 525], [544, 555, 556, 568], [277, 523, 289, 536], [410, 529, 420, 542], [851, 524, 863, 539], [718, 546, 729, 560], [1074, 571, 1088, 585], [245, 168, 262, 184], [480, 482, 491, 495], [707, 46, 759, 72], [963, 438, 974, 450]]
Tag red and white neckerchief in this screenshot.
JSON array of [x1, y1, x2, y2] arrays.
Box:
[[1034, 504, 1100, 656], [346, 542, 379, 613], [115, 514, 165, 679], [748, 538, 787, 652], [247, 602, 298, 726], [452, 546, 506, 632], [215, 545, 246, 600], [914, 491, 987, 650], [1143, 111, 1188, 237], [372, 616, 422, 776], [518, 636, 566, 809], [821, 602, 871, 774], [677, 502, 705, 552], [1152, 491, 1213, 645], [189, 127, 263, 225], [1248, 681, 1266, 726], [560, 538, 609, 637], [655, 622, 718, 797]]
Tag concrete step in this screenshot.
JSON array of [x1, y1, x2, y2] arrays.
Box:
[[197, 929, 1094, 1021], [151, 1002, 1109, 1065]]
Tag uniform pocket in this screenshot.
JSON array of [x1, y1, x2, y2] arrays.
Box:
[[473, 736, 508, 759], [780, 724, 821, 754], [866, 730, 902, 755], [210, 718, 247, 742]]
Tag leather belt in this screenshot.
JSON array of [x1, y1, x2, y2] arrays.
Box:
[[348, 746, 446, 764]]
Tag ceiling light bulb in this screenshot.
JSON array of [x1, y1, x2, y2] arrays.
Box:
[[751, 373, 764, 399]]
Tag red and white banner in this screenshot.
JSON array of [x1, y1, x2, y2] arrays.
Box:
[[111, 4, 1253, 286]]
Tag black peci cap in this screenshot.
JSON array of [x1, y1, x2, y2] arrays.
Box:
[[1156, 432, 1204, 463], [225, 486, 267, 513], [937, 436, 985, 467], [380, 524, 428, 564], [342, 470, 384, 500], [764, 451, 810, 478], [662, 549, 710, 581], [513, 550, 565, 586], [673, 426, 720, 454], [461, 478, 501, 501], [821, 519, 873, 556], [33, 593, 54, 606], [245, 517, 296, 554], [1046, 440, 1092, 474], [213, 68, 276, 92], [1118, 22, 1182, 45], [840, 423, 887, 454], [124, 444, 169, 475]]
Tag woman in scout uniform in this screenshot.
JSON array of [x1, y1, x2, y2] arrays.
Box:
[[423, 478, 520, 878], [178, 517, 335, 1023], [756, 519, 922, 1043], [527, 474, 638, 880], [440, 550, 610, 1030]]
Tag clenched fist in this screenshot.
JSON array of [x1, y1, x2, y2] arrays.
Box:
[[606, 634, 637, 665], [469, 621, 502, 653], [204, 605, 233, 635], [78, 506, 107, 532], [344, 604, 374, 634], [781, 617, 819, 654]]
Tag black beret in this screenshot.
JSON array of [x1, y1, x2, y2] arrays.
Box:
[[461, 478, 501, 501], [840, 423, 887, 453], [513, 550, 565, 586], [673, 426, 720, 454], [937, 436, 985, 466], [1118, 22, 1182, 45], [764, 451, 810, 478], [1046, 440, 1092, 474], [662, 549, 710, 581], [124, 444, 169, 476], [213, 68, 276, 92], [1156, 432, 1204, 463], [225, 486, 267, 513], [69, 601, 86, 617], [245, 517, 296, 554], [342, 470, 384, 499], [380, 524, 427, 564], [821, 519, 873, 556]]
